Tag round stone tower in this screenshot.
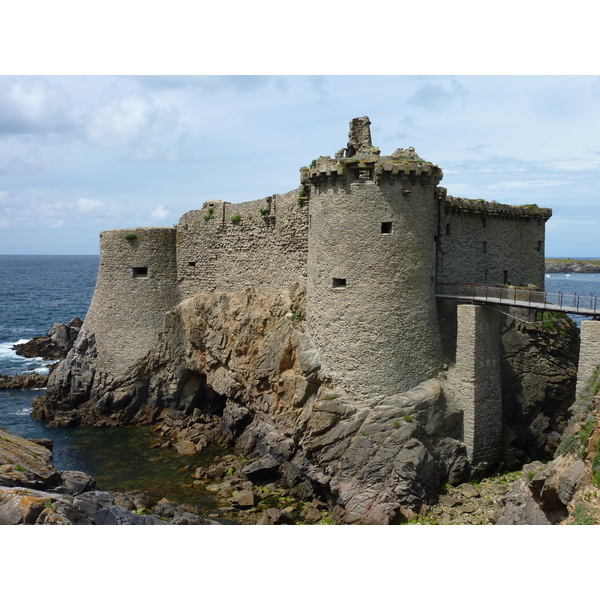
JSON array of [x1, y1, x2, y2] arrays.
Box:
[[83, 226, 180, 379], [303, 117, 444, 397]]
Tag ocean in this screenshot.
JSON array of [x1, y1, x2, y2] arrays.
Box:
[[0, 255, 99, 376], [544, 272, 600, 325], [0, 255, 99, 471]]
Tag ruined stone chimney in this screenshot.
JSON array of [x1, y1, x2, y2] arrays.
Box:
[[346, 116, 372, 157]]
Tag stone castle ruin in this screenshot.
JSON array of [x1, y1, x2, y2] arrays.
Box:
[[77, 116, 557, 466], [39, 116, 600, 522]]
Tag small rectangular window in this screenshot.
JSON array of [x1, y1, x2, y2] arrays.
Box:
[[381, 222, 393, 234], [332, 278, 347, 289], [483, 241, 487, 253], [482, 218, 487, 228], [537, 241, 542, 251], [188, 261, 197, 267], [446, 223, 451, 235], [353, 168, 373, 182], [504, 270, 509, 284], [132, 267, 148, 278]]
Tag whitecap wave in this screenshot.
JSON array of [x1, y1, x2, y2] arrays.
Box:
[[0, 339, 54, 376], [0, 339, 31, 358]]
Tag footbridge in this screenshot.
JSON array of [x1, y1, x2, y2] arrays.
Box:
[[436, 283, 600, 465], [436, 283, 600, 317]]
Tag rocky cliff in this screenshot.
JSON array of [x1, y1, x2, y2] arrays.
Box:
[[33, 285, 471, 524], [500, 313, 580, 466], [31, 285, 582, 524], [496, 368, 600, 525]]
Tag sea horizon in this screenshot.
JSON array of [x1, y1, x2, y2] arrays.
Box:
[[2, 253, 599, 259]]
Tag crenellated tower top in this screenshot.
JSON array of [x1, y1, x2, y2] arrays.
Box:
[[300, 116, 443, 188]]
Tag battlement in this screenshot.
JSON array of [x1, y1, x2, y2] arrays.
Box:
[[300, 155, 443, 188], [439, 189, 552, 221]]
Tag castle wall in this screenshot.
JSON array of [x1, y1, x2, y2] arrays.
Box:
[[176, 190, 308, 298], [306, 163, 444, 397], [78, 117, 553, 457], [83, 227, 180, 378], [437, 194, 550, 289]]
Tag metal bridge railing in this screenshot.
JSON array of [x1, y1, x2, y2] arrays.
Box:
[[436, 283, 600, 315]]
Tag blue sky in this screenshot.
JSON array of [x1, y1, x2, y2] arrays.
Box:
[[0, 75, 598, 257]]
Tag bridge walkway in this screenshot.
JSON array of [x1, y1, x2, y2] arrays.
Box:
[[436, 284, 600, 318]]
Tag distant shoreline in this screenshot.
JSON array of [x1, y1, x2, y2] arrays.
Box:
[[546, 258, 600, 273]]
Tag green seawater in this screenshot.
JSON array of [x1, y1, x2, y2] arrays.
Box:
[[1, 389, 222, 511], [58, 426, 222, 511]]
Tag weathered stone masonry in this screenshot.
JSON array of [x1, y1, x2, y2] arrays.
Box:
[[79, 116, 566, 464], [437, 190, 550, 289], [576, 320, 600, 400], [444, 304, 503, 463]]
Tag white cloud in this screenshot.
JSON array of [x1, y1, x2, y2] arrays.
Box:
[[85, 91, 183, 147], [489, 179, 570, 191], [150, 205, 169, 221], [0, 219, 9, 228], [127, 144, 192, 164], [50, 219, 65, 229], [407, 78, 468, 111], [0, 77, 76, 136], [546, 158, 600, 172], [0, 150, 49, 175], [77, 197, 105, 213]]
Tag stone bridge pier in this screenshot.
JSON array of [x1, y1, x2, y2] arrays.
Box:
[[576, 319, 600, 400], [444, 304, 503, 465]]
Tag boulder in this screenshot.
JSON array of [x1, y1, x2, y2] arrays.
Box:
[[174, 439, 196, 456], [0, 487, 64, 525], [0, 371, 49, 390], [13, 318, 83, 360], [300, 506, 322, 524], [232, 489, 255, 508], [496, 456, 585, 525], [0, 427, 58, 489], [58, 471, 96, 495], [256, 508, 294, 525], [240, 454, 281, 481]]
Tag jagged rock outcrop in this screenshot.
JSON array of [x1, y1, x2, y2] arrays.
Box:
[[34, 285, 471, 524], [0, 371, 48, 390], [13, 317, 83, 360], [0, 427, 59, 489], [500, 314, 579, 466], [496, 457, 585, 524], [496, 367, 600, 525]]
